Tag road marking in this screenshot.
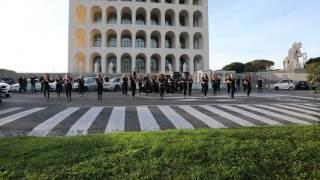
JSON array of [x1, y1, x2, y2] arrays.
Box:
[[67, 107, 104, 136], [291, 96, 320, 101], [200, 105, 255, 127], [288, 104, 319, 111], [137, 106, 160, 131], [179, 105, 226, 128], [105, 107, 126, 133], [158, 106, 194, 129], [28, 107, 80, 137], [219, 105, 282, 125], [238, 105, 311, 125], [256, 105, 318, 122], [273, 104, 319, 116], [0, 107, 23, 115], [0, 108, 46, 127], [303, 103, 320, 107]]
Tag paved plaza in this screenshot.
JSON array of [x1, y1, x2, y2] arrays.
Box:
[[0, 90, 319, 137]]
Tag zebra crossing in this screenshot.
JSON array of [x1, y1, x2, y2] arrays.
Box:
[[0, 103, 319, 137]]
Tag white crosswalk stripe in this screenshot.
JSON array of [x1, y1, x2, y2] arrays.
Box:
[[137, 106, 160, 131], [178, 105, 226, 128], [200, 105, 255, 127], [0, 108, 46, 127], [256, 104, 318, 122], [29, 107, 80, 137], [219, 105, 282, 125], [304, 103, 320, 107], [0, 107, 23, 115], [238, 105, 311, 125], [289, 104, 319, 111], [105, 107, 126, 133], [67, 107, 104, 136], [158, 106, 194, 129], [273, 104, 319, 116]]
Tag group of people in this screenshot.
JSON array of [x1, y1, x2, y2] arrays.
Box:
[[18, 72, 264, 102]]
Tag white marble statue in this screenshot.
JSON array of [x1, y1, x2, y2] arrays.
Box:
[[108, 61, 114, 74], [183, 62, 187, 72], [283, 42, 307, 71], [94, 60, 101, 73], [167, 62, 173, 73]]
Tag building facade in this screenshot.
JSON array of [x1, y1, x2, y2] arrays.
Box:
[[68, 0, 209, 75]]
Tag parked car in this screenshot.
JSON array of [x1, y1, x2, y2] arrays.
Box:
[[295, 81, 310, 90], [11, 79, 42, 92], [0, 82, 12, 98], [0, 78, 16, 85], [103, 77, 122, 92], [273, 80, 295, 91], [73, 77, 98, 92]]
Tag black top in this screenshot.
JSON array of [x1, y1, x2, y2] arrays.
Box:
[[79, 79, 85, 87], [96, 78, 103, 87]]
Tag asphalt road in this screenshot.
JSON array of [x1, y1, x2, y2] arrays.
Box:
[[0, 89, 319, 137]]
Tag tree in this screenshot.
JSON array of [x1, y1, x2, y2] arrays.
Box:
[[222, 62, 245, 73], [305, 57, 320, 65], [0, 69, 17, 77], [306, 62, 320, 94]]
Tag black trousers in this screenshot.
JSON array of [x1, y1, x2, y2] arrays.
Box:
[[247, 87, 252, 96], [65, 86, 72, 101], [231, 88, 235, 98], [132, 85, 136, 97], [122, 84, 128, 96], [97, 85, 103, 100], [138, 84, 142, 94], [31, 84, 36, 93], [160, 87, 165, 98], [183, 84, 187, 96], [56, 85, 62, 97], [203, 85, 208, 96], [258, 86, 263, 93], [188, 84, 192, 96], [227, 84, 231, 94], [43, 86, 50, 99], [213, 85, 218, 96], [79, 85, 84, 96]]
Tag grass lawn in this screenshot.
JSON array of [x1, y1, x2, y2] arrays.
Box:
[[1, 125, 320, 179]]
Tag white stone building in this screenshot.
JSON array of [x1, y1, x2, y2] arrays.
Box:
[[68, 0, 209, 75]]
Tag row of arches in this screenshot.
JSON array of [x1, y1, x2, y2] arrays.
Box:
[[75, 6, 203, 27], [75, 29, 203, 49], [74, 53, 204, 74], [106, 0, 202, 5]]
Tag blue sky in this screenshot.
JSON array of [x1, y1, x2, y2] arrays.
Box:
[[0, 0, 319, 72]]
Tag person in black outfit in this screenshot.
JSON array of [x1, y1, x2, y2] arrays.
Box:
[[158, 74, 166, 100], [188, 75, 193, 96], [18, 76, 23, 93], [138, 76, 143, 95], [43, 74, 50, 101], [56, 76, 63, 97], [211, 74, 219, 96], [242, 78, 247, 92], [229, 74, 236, 99], [96, 73, 103, 101], [217, 76, 221, 92], [78, 75, 85, 97], [144, 76, 151, 96], [225, 75, 231, 95], [39, 76, 44, 92], [257, 77, 263, 93], [64, 74, 73, 102], [180, 73, 188, 98], [202, 73, 209, 98], [130, 72, 137, 98], [168, 77, 174, 94], [121, 74, 128, 96], [245, 75, 252, 97], [31, 75, 36, 93]]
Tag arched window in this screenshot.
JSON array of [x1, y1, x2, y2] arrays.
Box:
[[193, 32, 203, 49], [121, 7, 132, 24], [165, 54, 175, 73], [151, 31, 161, 48], [165, 9, 175, 26], [136, 54, 146, 73], [91, 6, 102, 23], [179, 32, 190, 49], [75, 29, 86, 48], [107, 54, 117, 74], [92, 54, 102, 73], [75, 5, 87, 23], [150, 8, 161, 25], [136, 8, 147, 25], [135, 30, 146, 48], [193, 11, 203, 27], [194, 55, 203, 72], [106, 30, 117, 47], [91, 29, 102, 47], [165, 31, 175, 48], [180, 54, 189, 72], [106, 6, 117, 24], [179, 10, 189, 26], [121, 30, 132, 47], [121, 54, 132, 73], [151, 54, 160, 73], [75, 53, 86, 73]]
